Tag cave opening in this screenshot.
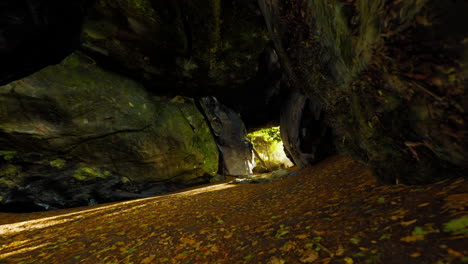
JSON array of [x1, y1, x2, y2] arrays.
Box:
[[247, 126, 293, 173]]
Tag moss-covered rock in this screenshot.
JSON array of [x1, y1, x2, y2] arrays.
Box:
[[73, 166, 111, 181], [0, 52, 218, 210], [260, 0, 468, 184]]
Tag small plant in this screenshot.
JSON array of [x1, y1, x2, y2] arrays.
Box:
[[444, 215, 468, 235]]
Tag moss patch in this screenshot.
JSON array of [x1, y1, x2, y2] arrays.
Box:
[[0, 164, 20, 188], [0, 151, 17, 161], [73, 166, 111, 181], [50, 159, 66, 169]]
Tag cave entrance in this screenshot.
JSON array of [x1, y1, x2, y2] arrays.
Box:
[[247, 126, 293, 173]]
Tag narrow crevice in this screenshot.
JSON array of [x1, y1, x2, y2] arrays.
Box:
[[65, 125, 152, 152], [194, 97, 224, 175]]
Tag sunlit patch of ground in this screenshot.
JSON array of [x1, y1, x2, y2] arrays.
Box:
[[0, 156, 466, 264], [0, 183, 235, 236]]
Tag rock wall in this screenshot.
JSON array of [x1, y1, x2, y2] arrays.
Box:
[[200, 97, 254, 176], [0, 53, 218, 210], [259, 0, 468, 184], [280, 91, 335, 168], [82, 0, 269, 98]]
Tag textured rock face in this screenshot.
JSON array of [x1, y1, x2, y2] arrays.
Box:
[[0, 53, 218, 210], [200, 97, 254, 176], [280, 92, 335, 168], [82, 0, 269, 98], [259, 0, 468, 184]]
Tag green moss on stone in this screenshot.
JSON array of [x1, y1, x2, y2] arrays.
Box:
[[73, 166, 110, 181], [0, 164, 18, 177], [0, 151, 17, 161], [50, 159, 66, 169], [0, 165, 20, 188]]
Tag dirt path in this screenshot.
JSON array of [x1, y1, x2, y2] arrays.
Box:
[[0, 156, 466, 264]]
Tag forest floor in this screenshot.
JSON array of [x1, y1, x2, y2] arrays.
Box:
[[0, 156, 466, 264]]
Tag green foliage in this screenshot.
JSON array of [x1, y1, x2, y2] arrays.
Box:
[[275, 230, 289, 239], [248, 127, 292, 171], [350, 237, 361, 245], [412, 226, 428, 236], [312, 236, 322, 243], [444, 215, 468, 235], [50, 159, 66, 169], [247, 127, 281, 143]]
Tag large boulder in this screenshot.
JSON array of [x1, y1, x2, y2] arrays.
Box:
[[280, 91, 335, 168], [200, 97, 254, 176], [81, 0, 269, 98], [259, 0, 468, 184], [0, 53, 218, 211]]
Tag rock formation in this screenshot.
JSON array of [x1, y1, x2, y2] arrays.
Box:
[[259, 0, 467, 184], [200, 96, 254, 176], [0, 0, 466, 211], [0, 53, 218, 210]]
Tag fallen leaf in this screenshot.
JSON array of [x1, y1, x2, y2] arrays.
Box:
[[410, 252, 421, 258], [344, 257, 354, 264], [400, 219, 417, 226], [447, 248, 464, 258], [280, 241, 295, 252], [335, 245, 345, 256], [141, 255, 156, 264], [268, 256, 286, 264], [300, 249, 319, 263], [443, 193, 468, 210], [418, 203, 430, 207], [123, 248, 137, 254], [400, 234, 425, 242], [275, 230, 290, 239], [210, 244, 219, 253], [180, 237, 196, 246]]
